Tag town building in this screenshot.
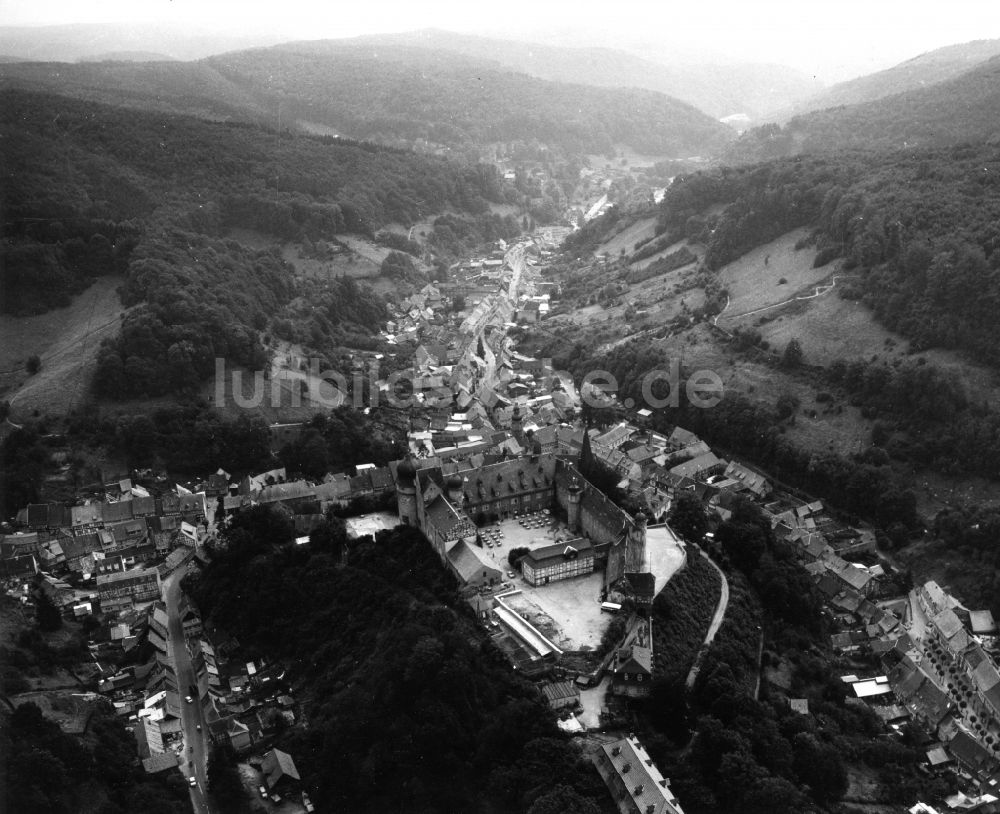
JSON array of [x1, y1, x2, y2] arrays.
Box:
[[97, 567, 162, 613], [592, 735, 685, 814], [261, 748, 301, 796], [522, 539, 594, 586], [610, 618, 653, 698]]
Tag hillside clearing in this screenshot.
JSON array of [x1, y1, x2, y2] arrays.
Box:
[[594, 215, 658, 258], [716, 228, 833, 316], [1, 277, 123, 420]]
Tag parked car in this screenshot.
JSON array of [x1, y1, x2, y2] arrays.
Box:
[[259, 785, 268, 798], [196, 724, 201, 731], [507, 570, 515, 579], [188, 777, 197, 787], [184, 695, 193, 703]]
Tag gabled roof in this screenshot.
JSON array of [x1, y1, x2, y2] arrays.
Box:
[[669, 452, 723, 479], [541, 681, 580, 704], [524, 538, 593, 569], [598, 736, 683, 814], [447, 539, 500, 584], [262, 748, 300, 788]]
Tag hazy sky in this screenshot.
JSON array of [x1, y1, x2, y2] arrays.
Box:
[[2, 0, 998, 82]]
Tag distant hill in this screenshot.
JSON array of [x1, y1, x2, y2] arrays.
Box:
[[206, 40, 734, 157], [79, 51, 178, 62], [352, 28, 821, 121], [0, 60, 270, 121], [790, 38, 1000, 116], [0, 40, 735, 158], [723, 54, 1000, 163], [0, 23, 284, 62]]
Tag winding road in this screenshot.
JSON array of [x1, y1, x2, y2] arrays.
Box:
[[684, 546, 730, 691]]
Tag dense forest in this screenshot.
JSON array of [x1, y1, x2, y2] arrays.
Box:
[[2, 701, 191, 814], [1, 88, 508, 396], [186, 507, 607, 814]]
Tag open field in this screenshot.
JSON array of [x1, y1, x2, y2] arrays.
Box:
[[0, 276, 124, 420], [594, 216, 658, 259], [716, 228, 833, 317], [280, 241, 381, 281]]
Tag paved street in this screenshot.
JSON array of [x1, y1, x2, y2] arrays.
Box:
[[164, 570, 211, 814]]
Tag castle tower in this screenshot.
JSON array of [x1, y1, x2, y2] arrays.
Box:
[[567, 476, 583, 534], [396, 456, 418, 527], [511, 403, 523, 444], [627, 509, 648, 569], [446, 472, 464, 506]]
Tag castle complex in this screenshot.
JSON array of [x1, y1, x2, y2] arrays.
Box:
[[393, 447, 650, 596]]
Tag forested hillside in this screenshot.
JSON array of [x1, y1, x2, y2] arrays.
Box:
[[0, 41, 734, 159], [186, 509, 606, 814], [656, 146, 1000, 366], [726, 55, 1000, 162], [1, 89, 504, 398], [205, 42, 734, 158], [351, 29, 820, 121], [790, 38, 1000, 116]]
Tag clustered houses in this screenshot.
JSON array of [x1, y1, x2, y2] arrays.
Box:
[[794, 545, 1000, 789], [1, 479, 208, 614]]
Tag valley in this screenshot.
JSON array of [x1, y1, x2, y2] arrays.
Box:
[[5, 14, 1000, 814]]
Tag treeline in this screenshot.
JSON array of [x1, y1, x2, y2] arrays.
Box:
[[186, 508, 607, 813], [648, 546, 721, 686], [656, 145, 1000, 368], [2, 222, 141, 315], [67, 403, 273, 474], [0, 428, 50, 517], [428, 212, 523, 259], [278, 408, 403, 479], [628, 246, 698, 283], [2, 701, 191, 814]]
